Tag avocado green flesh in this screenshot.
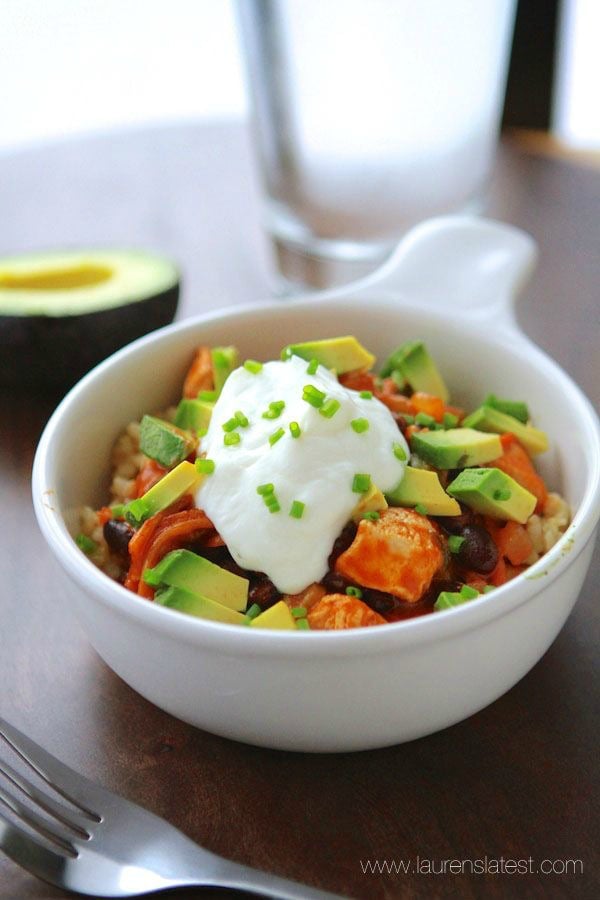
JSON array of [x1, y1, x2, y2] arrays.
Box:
[[462, 406, 548, 455], [156, 585, 247, 625], [380, 340, 449, 403], [250, 600, 297, 630], [410, 428, 502, 469], [285, 336, 375, 374], [174, 399, 214, 433], [212, 346, 239, 395], [125, 462, 202, 526], [139, 415, 194, 468], [0, 249, 179, 390], [144, 549, 248, 612], [483, 394, 529, 424], [434, 587, 479, 611], [0, 250, 179, 316], [386, 466, 461, 516], [447, 467, 537, 523]]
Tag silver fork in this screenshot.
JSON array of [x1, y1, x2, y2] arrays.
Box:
[[0, 717, 345, 899]]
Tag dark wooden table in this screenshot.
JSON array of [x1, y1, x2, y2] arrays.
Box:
[[0, 123, 598, 899]]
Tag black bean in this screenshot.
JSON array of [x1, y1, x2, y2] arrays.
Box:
[[435, 509, 474, 535], [248, 577, 281, 610], [361, 588, 398, 615], [321, 571, 349, 594], [328, 521, 358, 567], [393, 414, 410, 436], [103, 519, 134, 557], [456, 524, 499, 574]]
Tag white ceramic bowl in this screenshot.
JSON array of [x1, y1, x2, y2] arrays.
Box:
[[33, 217, 600, 753]]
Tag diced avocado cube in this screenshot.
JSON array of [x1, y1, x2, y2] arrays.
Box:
[[385, 466, 461, 516], [434, 585, 480, 611], [250, 600, 297, 630], [447, 467, 537, 523], [380, 340, 448, 402], [144, 549, 248, 611], [124, 461, 204, 526], [139, 415, 195, 468], [351, 483, 388, 522], [156, 585, 247, 625], [174, 398, 214, 433], [483, 394, 529, 424], [283, 336, 375, 374], [211, 346, 239, 395], [410, 428, 502, 469], [462, 406, 548, 455]]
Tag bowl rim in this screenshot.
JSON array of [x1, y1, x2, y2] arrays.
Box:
[[32, 294, 600, 658]]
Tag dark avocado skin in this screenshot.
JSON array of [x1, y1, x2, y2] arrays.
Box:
[[0, 283, 178, 392]]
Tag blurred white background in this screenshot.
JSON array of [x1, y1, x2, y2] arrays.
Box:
[[0, 0, 598, 153]]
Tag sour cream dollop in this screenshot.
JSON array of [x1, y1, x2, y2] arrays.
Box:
[[197, 355, 408, 594]]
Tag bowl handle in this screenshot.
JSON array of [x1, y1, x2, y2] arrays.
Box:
[[355, 216, 538, 330]]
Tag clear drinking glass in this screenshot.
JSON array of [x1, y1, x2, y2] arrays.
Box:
[[236, 0, 517, 289]]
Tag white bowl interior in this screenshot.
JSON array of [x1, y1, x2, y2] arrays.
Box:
[[48, 297, 595, 533]]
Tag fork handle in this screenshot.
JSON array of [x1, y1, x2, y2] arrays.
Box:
[[207, 857, 346, 899]]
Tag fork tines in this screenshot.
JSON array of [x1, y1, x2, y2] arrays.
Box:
[[0, 717, 98, 859]]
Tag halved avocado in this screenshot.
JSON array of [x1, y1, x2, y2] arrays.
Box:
[[0, 249, 179, 390]]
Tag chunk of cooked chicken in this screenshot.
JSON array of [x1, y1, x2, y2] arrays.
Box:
[[283, 582, 326, 612], [335, 507, 444, 602], [307, 594, 386, 630]]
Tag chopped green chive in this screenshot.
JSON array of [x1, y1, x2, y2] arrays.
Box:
[[289, 421, 301, 439], [351, 418, 369, 434], [75, 533, 97, 555], [291, 606, 307, 618], [289, 500, 305, 519], [222, 417, 239, 433], [306, 358, 319, 375], [352, 473, 371, 494], [281, 346, 293, 360], [393, 442, 407, 461], [493, 488, 512, 501], [262, 400, 285, 419], [448, 535, 465, 554], [443, 411, 459, 429], [460, 584, 480, 599], [346, 586, 363, 598], [110, 503, 126, 519], [414, 503, 428, 515], [415, 412, 436, 427], [224, 432, 241, 446], [234, 410, 249, 428], [362, 510, 380, 521], [246, 603, 262, 620], [402, 414, 415, 424], [258, 483, 281, 513], [269, 427, 285, 446], [483, 585, 495, 593], [195, 458, 216, 475], [198, 390, 218, 402], [359, 390, 373, 399], [302, 384, 326, 408], [243, 359, 263, 374], [296, 618, 311, 630], [319, 398, 341, 419]]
